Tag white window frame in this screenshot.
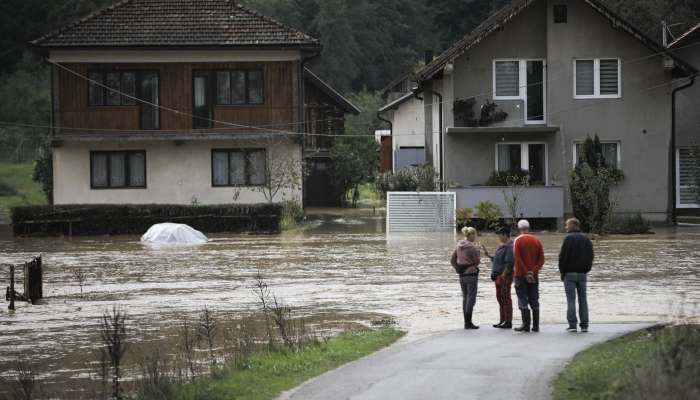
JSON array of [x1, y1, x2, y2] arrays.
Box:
[[494, 142, 549, 185], [573, 58, 622, 99], [572, 140, 622, 169], [492, 59, 547, 124], [676, 148, 700, 208]]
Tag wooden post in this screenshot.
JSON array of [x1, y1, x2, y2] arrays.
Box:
[[8, 265, 14, 311], [24, 257, 43, 304]]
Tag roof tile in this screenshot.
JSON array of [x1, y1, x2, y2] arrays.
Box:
[[32, 0, 319, 48]]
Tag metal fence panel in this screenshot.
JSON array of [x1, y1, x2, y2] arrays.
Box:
[[386, 192, 456, 233]]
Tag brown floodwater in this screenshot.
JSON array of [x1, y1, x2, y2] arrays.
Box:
[[0, 211, 699, 398]]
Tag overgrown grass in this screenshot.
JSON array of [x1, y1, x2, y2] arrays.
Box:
[[137, 327, 404, 400], [0, 162, 47, 224], [346, 183, 384, 208], [552, 324, 700, 400]]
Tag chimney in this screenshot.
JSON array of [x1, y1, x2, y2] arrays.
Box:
[[424, 50, 434, 65]]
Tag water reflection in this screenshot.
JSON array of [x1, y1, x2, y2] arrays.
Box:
[[0, 212, 699, 396]]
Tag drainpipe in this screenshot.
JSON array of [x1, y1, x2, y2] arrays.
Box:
[[377, 111, 393, 172], [670, 74, 695, 225], [430, 90, 444, 191]]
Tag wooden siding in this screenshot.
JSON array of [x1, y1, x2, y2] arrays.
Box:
[[58, 62, 294, 133], [303, 79, 346, 151]]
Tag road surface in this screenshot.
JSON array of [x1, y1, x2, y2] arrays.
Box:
[[278, 323, 649, 400]]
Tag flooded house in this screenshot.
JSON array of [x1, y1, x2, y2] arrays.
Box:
[[30, 0, 358, 208], [387, 0, 697, 224], [668, 23, 700, 217]]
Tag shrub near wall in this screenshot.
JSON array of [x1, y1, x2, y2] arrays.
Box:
[[11, 204, 282, 236]]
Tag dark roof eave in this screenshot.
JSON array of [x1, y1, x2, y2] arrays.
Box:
[[31, 43, 320, 50]]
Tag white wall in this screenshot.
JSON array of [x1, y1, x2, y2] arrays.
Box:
[[53, 139, 302, 205]]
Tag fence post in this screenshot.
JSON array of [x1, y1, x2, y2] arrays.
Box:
[[8, 265, 15, 311]]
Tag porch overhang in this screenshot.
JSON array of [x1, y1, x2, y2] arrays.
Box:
[[446, 126, 559, 135], [51, 130, 301, 146]]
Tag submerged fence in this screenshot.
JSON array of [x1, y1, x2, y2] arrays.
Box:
[[11, 204, 282, 236], [386, 192, 456, 233]]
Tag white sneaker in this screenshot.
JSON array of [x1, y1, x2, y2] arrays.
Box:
[[566, 327, 577, 333]]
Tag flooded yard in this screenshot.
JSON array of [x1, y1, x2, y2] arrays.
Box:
[[1, 211, 699, 397]]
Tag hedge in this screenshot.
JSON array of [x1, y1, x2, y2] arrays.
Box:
[[11, 204, 282, 237]]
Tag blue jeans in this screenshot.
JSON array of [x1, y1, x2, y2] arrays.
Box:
[[514, 277, 539, 310], [564, 273, 589, 329]]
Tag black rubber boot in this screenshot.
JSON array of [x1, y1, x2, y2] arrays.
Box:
[[500, 321, 512, 329], [513, 309, 531, 332], [531, 309, 540, 332], [493, 321, 504, 328], [465, 313, 479, 329]]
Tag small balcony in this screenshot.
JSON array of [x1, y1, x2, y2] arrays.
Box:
[[452, 185, 564, 219]]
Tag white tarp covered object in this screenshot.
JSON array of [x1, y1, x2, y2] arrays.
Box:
[[141, 223, 208, 246]]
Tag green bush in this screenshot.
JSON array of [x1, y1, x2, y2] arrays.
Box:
[[607, 213, 652, 234], [485, 169, 530, 186], [474, 200, 502, 230], [0, 179, 18, 196], [456, 207, 473, 230], [280, 201, 305, 230], [375, 165, 437, 195]]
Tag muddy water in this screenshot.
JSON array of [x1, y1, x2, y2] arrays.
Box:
[[1, 212, 699, 398]]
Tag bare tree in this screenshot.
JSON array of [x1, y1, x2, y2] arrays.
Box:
[[251, 151, 304, 204], [71, 268, 87, 298], [198, 307, 218, 367], [502, 174, 529, 231], [179, 318, 199, 381], [9, 360, 38, 400], [99, 305, 128, 400], [252, 271, 275, 346]]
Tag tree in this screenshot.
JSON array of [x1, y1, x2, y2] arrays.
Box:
[[330, 135, 380, 206], [32, 138, 53, 204], [250, 147, 304, 204], [570, 135, 621, 233]]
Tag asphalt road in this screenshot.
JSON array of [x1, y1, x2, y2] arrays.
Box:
[[278, 323, 649, 400]]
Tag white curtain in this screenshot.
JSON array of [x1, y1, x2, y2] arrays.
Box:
[[91, 153, 108, 187], [129, 152, 146, 187], [248, 150, 267, 185], [109, 153, 126, 187], [212, 151, 228, 185], [229, 151, 246, 185]]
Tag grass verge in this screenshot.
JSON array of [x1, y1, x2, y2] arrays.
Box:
[[0, 162, 47, 224], [138, 327, 404, 400], [552, 324, 700, 400]]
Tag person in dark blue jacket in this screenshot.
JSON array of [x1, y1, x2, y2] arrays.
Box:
[[558, 218, 594, 333], [482, 226, 514, 329]]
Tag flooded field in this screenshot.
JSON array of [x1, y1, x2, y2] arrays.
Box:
[[1, 211, 699, 397]]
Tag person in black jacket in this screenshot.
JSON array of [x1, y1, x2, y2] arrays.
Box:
[[558, 218, 593, 333]]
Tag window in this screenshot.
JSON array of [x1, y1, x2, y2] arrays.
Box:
[[573, 141, 621, 169], [493, 59, 546, 122], [496, 143, 547, 185], [211, 149, 267, 186], [574, 59, 621, 98], [90, 151, 146, 189], [553, 5, 567, 23], [215, 70, 264, 105], [193, 71, 212, 129], [140, 72, 159, 130], [494, 61, 520, 98], [88, 71, 137, 106]]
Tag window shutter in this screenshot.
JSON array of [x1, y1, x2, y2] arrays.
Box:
[[599, 59, 619, 95], [575, 60, 594, 96], [678, 148, 698, 205], [495, 61, 519, 97]]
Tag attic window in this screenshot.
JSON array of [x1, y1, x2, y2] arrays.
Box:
[[554, 5, 567, 23]]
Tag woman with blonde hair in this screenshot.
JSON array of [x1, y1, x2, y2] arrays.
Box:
[[451, 226, 481, 329]]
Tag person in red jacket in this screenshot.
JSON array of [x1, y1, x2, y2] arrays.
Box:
[[512, 219, 544, 333]]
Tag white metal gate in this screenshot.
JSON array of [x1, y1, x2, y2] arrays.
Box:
[[386, 192, 456, 233]]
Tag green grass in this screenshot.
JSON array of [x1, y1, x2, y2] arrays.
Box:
[[346, 183, 384, 208], [0, 162, 47, 224], [141, 328, 404, 400], [552, 325, 700, 400]]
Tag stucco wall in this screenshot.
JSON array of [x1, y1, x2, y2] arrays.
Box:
[[672, 34, 700, 147], [53, 139, 302, 205], [546, 0, 674, 220], [439, 0, 675, 220], [390, 97, 425, 151]]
